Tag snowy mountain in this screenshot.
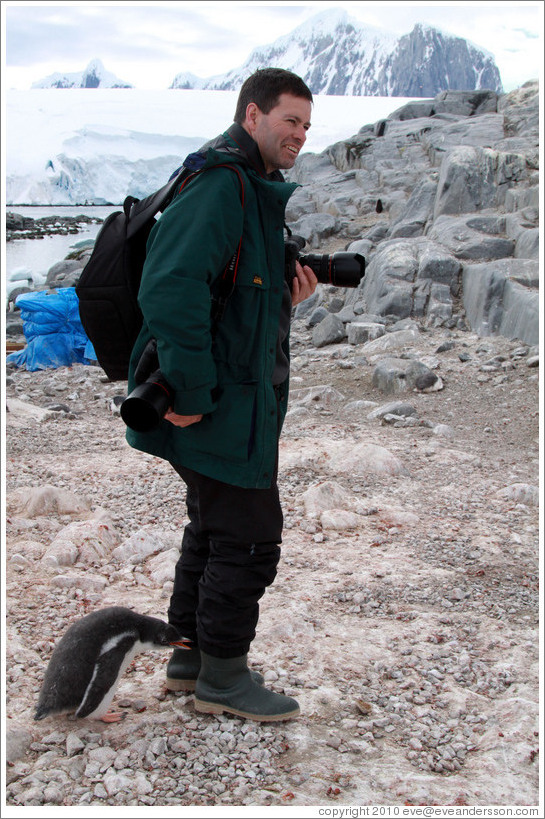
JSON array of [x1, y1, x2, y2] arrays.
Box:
[[170, 9, 503, 96], [32, 58, 133, 89]]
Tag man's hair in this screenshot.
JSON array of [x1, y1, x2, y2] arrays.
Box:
[[234, 68, 313, 124]]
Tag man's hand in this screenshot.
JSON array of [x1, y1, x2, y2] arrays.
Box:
[[164, 411, 203, 428], [291, 261, 318, 306]]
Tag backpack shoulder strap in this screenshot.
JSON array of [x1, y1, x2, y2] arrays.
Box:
[[212, 164, 246, 323], [126, 166, 189, 238]]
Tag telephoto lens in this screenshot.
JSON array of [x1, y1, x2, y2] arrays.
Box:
[[285, 234, 365, 289], [120, 371, 173, 432], [299, 251, 365, 288]]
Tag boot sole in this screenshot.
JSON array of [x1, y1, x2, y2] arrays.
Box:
[[166, 677, 196, 692], [194, 697, 300, 722]]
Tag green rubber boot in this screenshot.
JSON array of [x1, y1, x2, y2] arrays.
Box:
[[166, 647, 264, 692], [194, 651, 300, 722]]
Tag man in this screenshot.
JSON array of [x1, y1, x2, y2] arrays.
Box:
[[126, 68, 317, 722]]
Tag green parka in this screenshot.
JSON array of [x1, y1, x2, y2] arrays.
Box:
[[125, 130, 298, 489]]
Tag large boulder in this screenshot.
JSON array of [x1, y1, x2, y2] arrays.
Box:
[[350, 238, 461, 323], [428, 214, 515, 260], [389, 179, 438, 238], [433, 146, 527, 217], [462, 258, 539, 345]]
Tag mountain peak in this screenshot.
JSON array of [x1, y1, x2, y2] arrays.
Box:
[[32, 59, 133, 89], [171, 9, 502, 97]]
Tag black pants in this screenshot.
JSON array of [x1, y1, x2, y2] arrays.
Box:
[[167, 462, 283, 658]]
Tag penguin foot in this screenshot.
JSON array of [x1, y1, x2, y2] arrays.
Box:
[[99, 710, 127, 723]]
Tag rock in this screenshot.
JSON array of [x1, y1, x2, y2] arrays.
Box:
[[306, 306, 330, 328], [496, 483, 539, 506], [428, 214, 515, 261], [347, 238, 373, 257], [505, 211, 539, 261], [355, 238, 461, 323], [372, 357, 441, 394], [347, 321, 386, 345], [301, 480, 366, 519], [43, 519, 120, 566], [433, 424, 455, 439], [290, 384, 346, 409], [361, 328, 420, 358], [5, 723, 33, 763], [389, 178, 438, 238], [311, 313, 346, 347], [321, 509, 363, 530], [46, 259, 83, 288], [433, 145, 526, 217], [414, 370, 443, 392], [378, 506, 420, 527], [294, 290, 322, 320], [289, 212, 340, 248], [50, 572, 108, 592], [390, 90, 499, 122], [5, 399, 55, 426], [329, 442, 409, 477], [462, 259, 539, 345], [287, 82, 539, 344], [367, 401, 418, 420], [112, 527, 175, 564], [285, 186, 317, 221], [6, 485, 91, 518], [66, 733, 86, 757], [147, 547, 179, 586]]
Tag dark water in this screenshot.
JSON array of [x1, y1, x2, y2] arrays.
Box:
[[5, 206, 118, 292]]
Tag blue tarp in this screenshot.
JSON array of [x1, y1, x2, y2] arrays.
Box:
[[6, 287, 97, 371]]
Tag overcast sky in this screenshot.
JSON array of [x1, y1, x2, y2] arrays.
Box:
[[2, 1, 543, 93]]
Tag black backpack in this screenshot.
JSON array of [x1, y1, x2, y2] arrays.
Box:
[[76, 159, 244, 382]]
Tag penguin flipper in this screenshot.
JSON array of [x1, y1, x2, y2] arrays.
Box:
[[76, 635, 137, 719]]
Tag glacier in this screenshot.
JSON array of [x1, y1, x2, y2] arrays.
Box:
[[5, 89, 418, 205]]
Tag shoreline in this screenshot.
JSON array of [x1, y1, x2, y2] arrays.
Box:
[[6, 211, 104, 242]]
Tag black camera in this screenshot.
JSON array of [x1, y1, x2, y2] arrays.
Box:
[[285, 234, 365, 289], [120, 340, 173, 432], [120, 370, 174, 432]]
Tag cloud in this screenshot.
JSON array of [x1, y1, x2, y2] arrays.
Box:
[[6, 5, 202, 64], [513, 27, 540, 39]]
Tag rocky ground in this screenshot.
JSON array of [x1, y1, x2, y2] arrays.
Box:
[[3, 310, 540, 811]]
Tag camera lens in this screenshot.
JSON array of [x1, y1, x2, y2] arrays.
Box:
[[120, 379, 172, 432], [299, 252, 365, 288]]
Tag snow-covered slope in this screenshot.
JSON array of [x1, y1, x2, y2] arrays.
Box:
[[32, 58, 133, 89], [5, 88, 417, 205], [171, 9, 503, 96]]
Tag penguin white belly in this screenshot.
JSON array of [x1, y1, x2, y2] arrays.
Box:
[[77, 634, 152, 719]]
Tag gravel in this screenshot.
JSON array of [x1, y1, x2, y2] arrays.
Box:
[[4, 318, 540, 808]]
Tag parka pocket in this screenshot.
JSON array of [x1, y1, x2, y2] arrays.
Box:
[[178, 383, 257, 464], [212, 269, 270, 375]]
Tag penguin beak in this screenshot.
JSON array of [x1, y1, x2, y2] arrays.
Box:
[[170, 639, 192, 649]]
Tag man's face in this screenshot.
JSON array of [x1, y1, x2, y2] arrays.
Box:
[[244, 92, 312, 173]]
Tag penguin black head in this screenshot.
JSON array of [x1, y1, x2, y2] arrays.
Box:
[[142, 618, 188, 648]]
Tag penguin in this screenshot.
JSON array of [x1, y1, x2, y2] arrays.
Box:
[[34, 606, 189, 722], [414, 371, 444, 393]]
